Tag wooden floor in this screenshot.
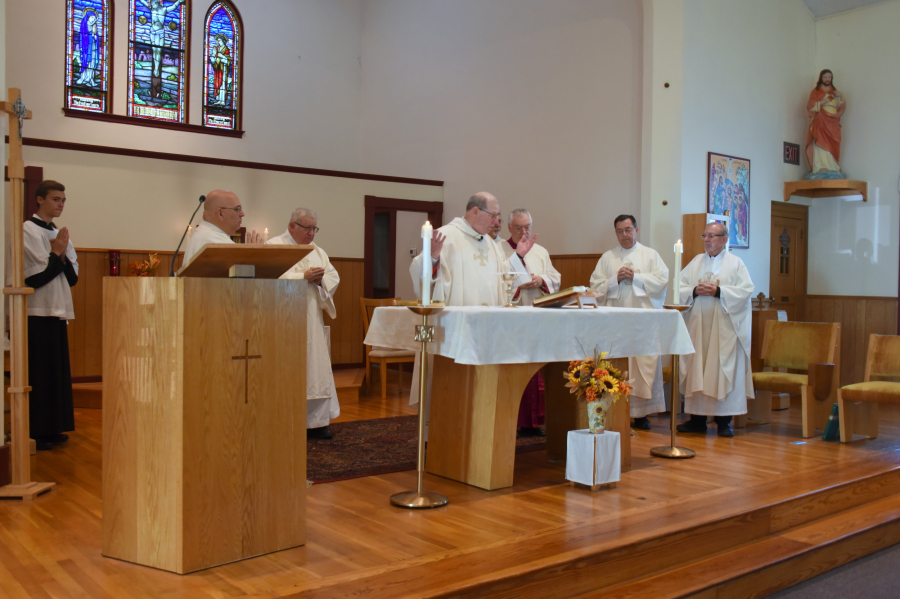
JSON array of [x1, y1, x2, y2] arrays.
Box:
[[3, 367, 900, 598]]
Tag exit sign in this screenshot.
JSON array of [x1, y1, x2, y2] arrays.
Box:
[[784, 142, 800, 165]]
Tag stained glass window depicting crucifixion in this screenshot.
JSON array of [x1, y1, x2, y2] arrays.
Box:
[[127, 0, 189, 123], [202, 1, 242, 130], [65, 0, 112, 113]]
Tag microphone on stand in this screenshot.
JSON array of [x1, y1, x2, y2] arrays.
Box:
[[170, 195, 206, 277]]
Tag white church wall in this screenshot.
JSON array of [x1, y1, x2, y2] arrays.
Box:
[[23, 145, 442, 257], [357, 0, 644, 255], [678, 0, 815, 297], [806, 1, 900, 297]]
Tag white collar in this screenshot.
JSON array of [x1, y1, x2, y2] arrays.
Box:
[[450, 216, 486, 241]]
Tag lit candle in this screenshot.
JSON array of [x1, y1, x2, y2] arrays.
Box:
[[673, 239, 683, 305], [263, 228, 269, 242], [185, 224, 193, 243], [421, 221, 433, 306]]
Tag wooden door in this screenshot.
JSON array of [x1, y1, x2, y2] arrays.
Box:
[[770, 203, 808, 321]]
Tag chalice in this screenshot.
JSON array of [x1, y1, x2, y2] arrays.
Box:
[[500, 272, 518, 308]]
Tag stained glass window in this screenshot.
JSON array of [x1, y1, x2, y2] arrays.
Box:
[[127, 0, 189, 123], [66, 0, 112, 113], [203, 1, 242, 130]]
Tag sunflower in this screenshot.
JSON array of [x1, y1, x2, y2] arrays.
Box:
[[598, 374, 620, 395], [593, 403, 605, 415]]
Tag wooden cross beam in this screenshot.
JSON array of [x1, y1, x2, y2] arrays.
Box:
[[0, 88, 54, 500]]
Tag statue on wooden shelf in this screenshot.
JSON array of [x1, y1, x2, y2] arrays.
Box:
[[805, 69, 846, 180]]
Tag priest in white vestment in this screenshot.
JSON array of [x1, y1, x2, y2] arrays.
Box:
[[498, 209, 561, 436], [183, 190, 262, 263], [267, 207, 341, 439], [676, 222, 754, 438], [407, 192, 535, 409], [589, 215, 669, 430]]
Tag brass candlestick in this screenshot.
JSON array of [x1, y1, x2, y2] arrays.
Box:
[[651, 304, 696, 459], [390, 305, 449, 509]]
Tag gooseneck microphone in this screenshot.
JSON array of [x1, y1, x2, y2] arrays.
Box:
[[170, 195, 206, 276]]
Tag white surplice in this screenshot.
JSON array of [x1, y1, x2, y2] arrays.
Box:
[[589, 242, 669, 417], [268, 231, 341, 427], [678, 251, 755, 416], [183, 220, 234, 263], [22, 219, 79, 319], [407, 217, 529, 408], [500, 240, 561, 306]]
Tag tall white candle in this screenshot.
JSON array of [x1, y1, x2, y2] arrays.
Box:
[[263, 228, 269, 242], [421, 221, 433, 306], [673, 239, 683, 305], [185, 224, 193, 244]]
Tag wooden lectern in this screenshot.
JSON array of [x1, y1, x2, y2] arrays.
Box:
[[102, 244, 312, 574]]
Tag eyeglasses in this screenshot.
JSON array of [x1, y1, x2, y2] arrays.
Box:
[[480, 209, 501, 220], [220, 206, 242, 213], [700, 234, 725, 240], [293, 221, 320, 233], [616, 227, 636, 235]]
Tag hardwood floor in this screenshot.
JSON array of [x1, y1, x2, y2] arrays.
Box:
[[3, 377, 900, 598]]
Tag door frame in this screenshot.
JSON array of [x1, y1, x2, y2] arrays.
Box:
[[364, 196, 443, 299], [770, 202, 809, 321]]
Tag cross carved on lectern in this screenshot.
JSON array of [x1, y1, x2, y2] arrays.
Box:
[[232, 339, 262, 404]]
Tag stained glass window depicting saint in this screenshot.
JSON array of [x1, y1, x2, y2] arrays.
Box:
[[127, 0, 188, 123], [203, 2, 242, 130], [66, 0, 111, 113]]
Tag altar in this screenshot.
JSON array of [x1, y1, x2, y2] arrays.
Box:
[[364, 306, 695, 490]]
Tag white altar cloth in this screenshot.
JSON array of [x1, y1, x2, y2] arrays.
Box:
[[364, 306, 694, 365]]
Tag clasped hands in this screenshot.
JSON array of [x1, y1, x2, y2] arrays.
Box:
[[616, 265, 635, 282], [50, 227, 70, 257], [304, 267, 325, 285], [695, 282, 719, 296]]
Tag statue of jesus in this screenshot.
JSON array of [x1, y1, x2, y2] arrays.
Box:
[[805, 69, 846, 179]]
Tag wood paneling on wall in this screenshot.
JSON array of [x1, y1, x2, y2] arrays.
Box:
[[68, 249, 364, 379], [550, 254, 602, 289], [804, 295, 899, 386]]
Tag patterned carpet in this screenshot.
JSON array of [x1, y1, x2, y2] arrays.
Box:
[[307, 415, 546, 484]]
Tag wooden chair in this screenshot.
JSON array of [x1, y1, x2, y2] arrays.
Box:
[[838, 334, 900, 442], [360, 298, 416, 399], [746, 321, 840, 438]]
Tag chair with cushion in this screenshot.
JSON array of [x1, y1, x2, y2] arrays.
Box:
[[360, 298, 416, 399], [838, 334, 900, 442], [747, 321, 840, 438]]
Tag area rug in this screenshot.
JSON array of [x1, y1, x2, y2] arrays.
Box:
[[307, 415, 546, 484]]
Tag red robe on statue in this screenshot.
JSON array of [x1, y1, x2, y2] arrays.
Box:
[[805, 88, 843, 163]]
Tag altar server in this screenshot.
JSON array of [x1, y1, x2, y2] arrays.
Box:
[[23, 181, 78, 450], [183, 190, 262, 262], [410, 192, 533, 307], [589, 215, 669, 430], [676, 222, 754, 438], [268, 208, 341, 439], [499, 209, 561, 436]]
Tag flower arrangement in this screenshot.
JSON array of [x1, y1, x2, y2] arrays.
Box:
[[129, 253, 161, 277], [564, 350, 632, 433]]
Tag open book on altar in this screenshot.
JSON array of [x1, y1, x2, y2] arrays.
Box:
[[533, 286, 603, 309]]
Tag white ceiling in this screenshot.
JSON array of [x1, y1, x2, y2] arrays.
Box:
[[803, 0, 894, 18]]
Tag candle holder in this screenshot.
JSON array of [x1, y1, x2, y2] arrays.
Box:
[[390, 305, 449, 509], [500, 272, 518, 308], [651, 304, 695, 460], [108, 250, 121, 277]]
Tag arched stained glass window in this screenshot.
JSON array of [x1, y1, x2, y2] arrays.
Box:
[[127, 0, 189, 123], [203, 1, 243, 130], [66, 0, 112, 113]]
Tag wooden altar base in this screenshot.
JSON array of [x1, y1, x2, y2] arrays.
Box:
[[6, 396, 900, 598]]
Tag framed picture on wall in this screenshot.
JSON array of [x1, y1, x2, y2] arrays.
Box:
[[707, 152, 750, 249]]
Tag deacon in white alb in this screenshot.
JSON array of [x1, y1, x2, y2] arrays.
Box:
[[499, 208, 561, 437], [589, 215, 669, 430], [499, 209, 561, 307], [676, 222, 754, 438], [410, 192, 533, 307], [182, 190, 262, 263], [267, 208, 341, 439]]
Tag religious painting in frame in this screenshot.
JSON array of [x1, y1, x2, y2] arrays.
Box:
[[707, 152, 750, 249], [127, 0, 189, 123], [202, 1, 243, 130], [65, 0, 113, 113]]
